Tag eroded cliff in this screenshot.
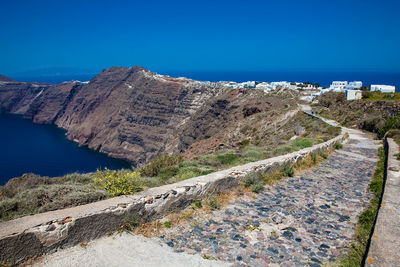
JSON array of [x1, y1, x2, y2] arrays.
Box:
[[0, 67, 298, 165]]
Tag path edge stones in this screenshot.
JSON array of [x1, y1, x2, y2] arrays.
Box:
[[365, 138, 400, 266]]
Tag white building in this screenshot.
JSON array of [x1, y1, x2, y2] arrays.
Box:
[[346, 81, 362, 90], [255, 82, 272, 91], [329, 81, 348, 92], [234, 81, 255, 88], [270, 81, 291, 90], [346, 90, 362, 100], [370, 84, 396, 93]]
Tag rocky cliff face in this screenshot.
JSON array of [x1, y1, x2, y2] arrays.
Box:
[[0, 67, 297, 165], [0, 67, 226, 164], [0, 80, 51, 114]]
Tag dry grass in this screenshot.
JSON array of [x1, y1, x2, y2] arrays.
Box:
[[135, 221, 163, 238], [293, 149, 333, 174]]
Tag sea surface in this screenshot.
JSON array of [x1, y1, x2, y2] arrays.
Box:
[[0, 113, 131, 185]]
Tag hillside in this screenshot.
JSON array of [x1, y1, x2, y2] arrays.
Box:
[[314, 91, 400, 135], [0, 66, 301, 165]]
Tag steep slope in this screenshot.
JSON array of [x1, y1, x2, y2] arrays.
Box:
[[0, 67, 299, 166], [0, 76, 51, 114], [6, 67, 224, 164]]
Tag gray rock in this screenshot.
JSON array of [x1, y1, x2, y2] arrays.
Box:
[[294, 125, 306, 135]]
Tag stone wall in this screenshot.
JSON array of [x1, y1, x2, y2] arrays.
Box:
[[365, 138, 400, 266], [0, 132, 345, 265]]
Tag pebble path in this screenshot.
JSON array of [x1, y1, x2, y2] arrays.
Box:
[[158, 130, 380, 266]]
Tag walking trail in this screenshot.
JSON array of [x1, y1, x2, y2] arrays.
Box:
[[34, 110, 380, 267]]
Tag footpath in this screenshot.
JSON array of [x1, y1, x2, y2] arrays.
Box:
[[33, 109, 382, 266]]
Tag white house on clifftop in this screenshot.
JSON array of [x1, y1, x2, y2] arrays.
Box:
[[329, 81, 348, 91], [370, 84, 396, 93]]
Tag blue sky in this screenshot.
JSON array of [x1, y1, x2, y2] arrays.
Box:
[[1, 0, 399, 75]]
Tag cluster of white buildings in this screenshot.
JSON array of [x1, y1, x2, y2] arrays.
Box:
[[328, 81, 396, 100], [218, 79, 396, 101], [152, 72, 396, 102]]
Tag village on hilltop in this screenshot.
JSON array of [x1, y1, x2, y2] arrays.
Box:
[[216, 80, 396, 101]]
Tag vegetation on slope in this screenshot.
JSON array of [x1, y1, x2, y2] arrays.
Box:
[[0, 173, 108, 221], [314, 91, 400, 137], [138, 113, 340, 187]]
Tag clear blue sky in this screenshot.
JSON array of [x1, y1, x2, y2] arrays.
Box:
[[1, 0, 399, 75]]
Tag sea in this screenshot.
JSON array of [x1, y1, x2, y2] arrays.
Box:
[[0, 113, 131, 185], [1, 71, 398, 184]]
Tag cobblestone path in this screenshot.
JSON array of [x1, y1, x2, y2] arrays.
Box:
[[158, 129, 380, 266]]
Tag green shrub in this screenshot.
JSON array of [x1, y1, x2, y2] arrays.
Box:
[[283, 164, 294, 177], [164, 221, 171, 228], [216, 153, 239, 165], [244, 174, 257, 187], [318, 150, 329, 159], [193, 201, 202, 208], [377, 115, 400, 139], [198, 154, 220, 167], [157, 166, 179, 180], [178, 171, 198, 181], [362, 90, 372, 99], [244, 149, 264, 161], [239, 139, 250, 150], [334, 142, 343, 149], [244, 172, 265, 193], [272, 146, 294, 156], [119, 215, 141, 233], [140, 154, 183, 177], [293, 138, 313, 149], [208, 197, 221, 210], [93, 168, 144, 196], [252, 182, 265, 193], [311, 153, 317, 164], [178, 161, 198, 168]]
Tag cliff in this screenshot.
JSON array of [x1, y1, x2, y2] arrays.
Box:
[[0, 68, 297, 165]]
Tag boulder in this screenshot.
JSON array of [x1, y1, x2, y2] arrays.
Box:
[[294, 126, 306, 136]]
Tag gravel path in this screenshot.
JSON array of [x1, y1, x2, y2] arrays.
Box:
[[157, 129, 380, 266]]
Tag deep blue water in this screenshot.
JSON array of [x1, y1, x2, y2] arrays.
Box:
[[0, 113, 131, 185]]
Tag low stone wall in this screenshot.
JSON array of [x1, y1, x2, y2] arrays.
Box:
[[0, 133, 345, 264], [365, 138, 400, 266]]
